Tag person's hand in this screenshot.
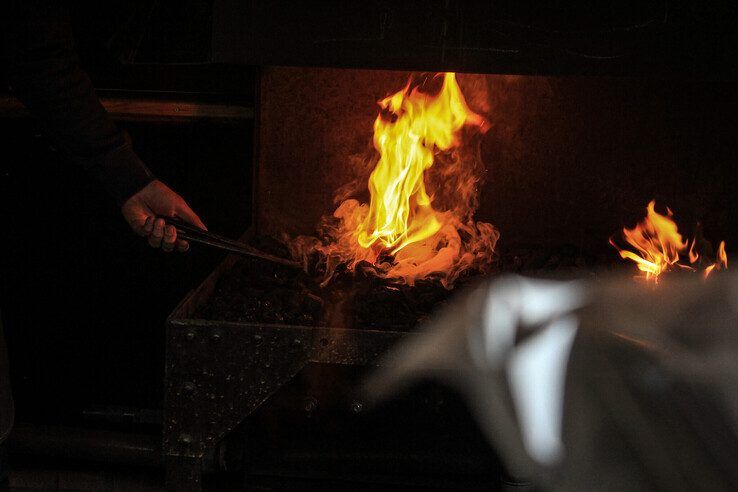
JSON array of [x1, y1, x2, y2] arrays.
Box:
[[121, 180, 206, 252]]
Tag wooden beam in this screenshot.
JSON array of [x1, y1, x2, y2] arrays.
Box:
[[0, 94, 253, 122]]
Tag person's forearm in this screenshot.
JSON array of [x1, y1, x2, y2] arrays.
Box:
[[7, 0, 154, 204]]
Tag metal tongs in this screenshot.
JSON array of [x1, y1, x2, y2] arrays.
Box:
[[158, 216, 301, 269]]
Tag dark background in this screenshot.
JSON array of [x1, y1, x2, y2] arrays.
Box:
[[0, 119, 252, 426], [215, 0, 738, 77], [1, 0, 254, 429]]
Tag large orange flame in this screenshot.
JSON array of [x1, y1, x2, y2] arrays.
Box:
[[358, 73, 485, 254], [290, 72, 498, 287], [610, 200, 728, 282]]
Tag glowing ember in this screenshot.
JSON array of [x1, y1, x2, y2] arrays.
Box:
[[291, 72, 498, 287], [610, 200, 728, 282]]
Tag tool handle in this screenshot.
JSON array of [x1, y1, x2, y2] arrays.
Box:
[[156, 216, 301, 269]]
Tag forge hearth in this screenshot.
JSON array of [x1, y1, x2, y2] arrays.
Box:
[[198, 240, 606, 330], [164, 66, 738, 490], [163, 232, 606, 490]]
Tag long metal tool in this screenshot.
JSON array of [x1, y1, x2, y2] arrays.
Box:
[[158, 216, 301, 269]]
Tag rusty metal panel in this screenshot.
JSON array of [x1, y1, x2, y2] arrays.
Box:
[[255, 67, 738, 252]]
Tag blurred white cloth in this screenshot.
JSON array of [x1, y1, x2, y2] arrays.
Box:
[[366, 276, 587, 479], [472, 277, 584, 466], [365, 273, 738, 490]]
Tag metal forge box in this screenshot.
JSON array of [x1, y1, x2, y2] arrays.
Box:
[[165, 66, 738, 490]]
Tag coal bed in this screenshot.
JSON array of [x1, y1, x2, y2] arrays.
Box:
[[195, 235, 608, 331]]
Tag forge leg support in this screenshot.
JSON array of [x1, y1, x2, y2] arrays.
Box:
[[163, 322, 311, 490]]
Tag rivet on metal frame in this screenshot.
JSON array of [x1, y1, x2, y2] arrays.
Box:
[[304, 397, 318, 413]]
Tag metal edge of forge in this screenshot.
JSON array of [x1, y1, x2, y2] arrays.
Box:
[[163, 251, 410, 490]]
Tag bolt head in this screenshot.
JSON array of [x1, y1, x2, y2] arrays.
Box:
[[304, 397, 318, 412]]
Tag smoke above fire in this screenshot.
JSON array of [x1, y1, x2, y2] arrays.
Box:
[[289, 72, 499, 288]]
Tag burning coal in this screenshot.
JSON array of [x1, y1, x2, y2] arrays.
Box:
[[290, 72, 499, 288], [610, 200, 727, 282]]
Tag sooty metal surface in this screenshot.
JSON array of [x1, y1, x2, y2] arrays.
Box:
[[164, 253, 408, 490]]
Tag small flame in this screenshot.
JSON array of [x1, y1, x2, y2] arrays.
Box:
[[704, 240, 728, 278], [688, 239, 700, 264], [291, 73, 498, 287], [611, 200, 728, 282]]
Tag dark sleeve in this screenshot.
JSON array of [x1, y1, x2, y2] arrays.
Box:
[[6, 1, 155, 205]]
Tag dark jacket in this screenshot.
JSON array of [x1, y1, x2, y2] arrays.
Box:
[[4, 0, 155, 205], [1, 1, 157, 444]]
